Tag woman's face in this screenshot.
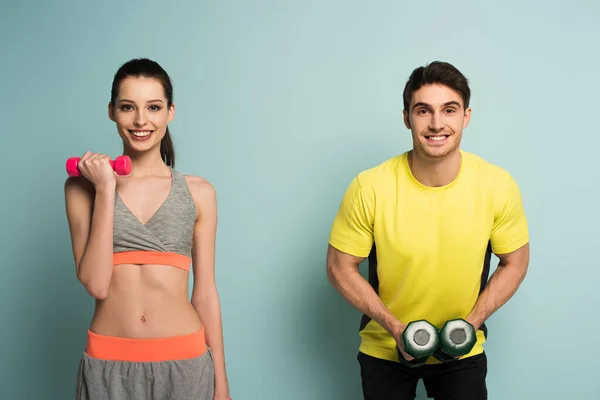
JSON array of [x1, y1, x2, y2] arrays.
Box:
[[109, 76, 175, 153]]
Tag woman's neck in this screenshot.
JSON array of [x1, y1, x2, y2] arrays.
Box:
[[123, 147, 169, 177]]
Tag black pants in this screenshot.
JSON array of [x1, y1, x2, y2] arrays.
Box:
[[357, 351, 488, 400]]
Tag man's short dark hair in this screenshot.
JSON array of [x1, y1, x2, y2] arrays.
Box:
[[403, 61, 471, 111]]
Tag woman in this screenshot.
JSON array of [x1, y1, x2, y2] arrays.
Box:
[[65, 58, 231, 400]]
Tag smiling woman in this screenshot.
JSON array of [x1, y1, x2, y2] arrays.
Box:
[[109, 61, 176, 167], [64, 59, 232, 400]]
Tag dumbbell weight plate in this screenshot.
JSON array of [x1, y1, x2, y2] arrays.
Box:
[[112, 156, 132, 176], [434, 318, 476, 362], [397, 320, 440, 368]]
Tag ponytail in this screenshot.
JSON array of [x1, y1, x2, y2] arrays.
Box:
[[160, 127, 175, 168]]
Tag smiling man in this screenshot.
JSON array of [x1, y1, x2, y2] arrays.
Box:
[[326, 61, 530, 399]]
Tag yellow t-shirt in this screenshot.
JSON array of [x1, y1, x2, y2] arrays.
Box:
[[329, 150, 529, 363]]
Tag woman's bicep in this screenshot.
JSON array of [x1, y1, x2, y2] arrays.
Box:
[[188, 177, 218, 297]]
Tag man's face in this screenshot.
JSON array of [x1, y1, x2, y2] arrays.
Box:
[[403, 83, 471, 160]]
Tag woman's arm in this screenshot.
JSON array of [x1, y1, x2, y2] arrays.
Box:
[[64, 154, 117, 300], [187, 176, 230, 399]]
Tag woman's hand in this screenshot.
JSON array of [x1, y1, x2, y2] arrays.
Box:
[[76, 151, 117, 190], [214, 386, 232, 400]]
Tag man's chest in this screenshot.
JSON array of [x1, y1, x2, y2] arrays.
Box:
[[373, 190, 494, 262]]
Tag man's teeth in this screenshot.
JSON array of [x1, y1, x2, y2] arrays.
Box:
[[131, 131, 152, 137], [428, 136, 447, 141]]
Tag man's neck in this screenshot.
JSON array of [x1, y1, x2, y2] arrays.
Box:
[[408, 149, 462, 187]]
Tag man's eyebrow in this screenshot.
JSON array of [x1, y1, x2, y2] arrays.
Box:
[[443, 101, 461, 108], [412, 101, 461, 111], [412, 102, 431, 111]]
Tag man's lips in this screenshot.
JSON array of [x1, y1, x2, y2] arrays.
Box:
[[424, 134, 450, 142]]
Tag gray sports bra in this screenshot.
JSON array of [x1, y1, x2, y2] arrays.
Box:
[[112, 168, 197, 271]]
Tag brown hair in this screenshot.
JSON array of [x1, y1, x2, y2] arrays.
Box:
[[403, 61, 471, 112]]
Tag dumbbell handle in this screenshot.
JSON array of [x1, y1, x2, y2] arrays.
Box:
[[66, 155, 131, 177]]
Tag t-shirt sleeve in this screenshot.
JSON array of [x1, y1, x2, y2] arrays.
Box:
[[490, 172, 529, 254], [328, 175, 375, 258]]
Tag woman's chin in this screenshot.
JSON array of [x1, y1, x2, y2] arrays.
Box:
[[123, 139, 160, 153]]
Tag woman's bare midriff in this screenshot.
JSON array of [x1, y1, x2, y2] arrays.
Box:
[[89, 263, 203, 338]]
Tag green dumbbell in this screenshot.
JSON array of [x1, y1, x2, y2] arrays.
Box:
[[433, 318, 476, 363], [396, 320, 440, 368]]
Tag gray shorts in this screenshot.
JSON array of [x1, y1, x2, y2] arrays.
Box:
[[76, 349, 214, 400]]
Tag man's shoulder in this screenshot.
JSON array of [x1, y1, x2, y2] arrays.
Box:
[[355, 152, 408, 187], [463, 151, 514, 184]]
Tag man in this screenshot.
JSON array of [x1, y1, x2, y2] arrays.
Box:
[[326, 61, 530, 399]]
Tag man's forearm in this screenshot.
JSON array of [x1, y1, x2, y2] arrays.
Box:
[[327, 264, 404, 336], [467, 260, 528, 330]]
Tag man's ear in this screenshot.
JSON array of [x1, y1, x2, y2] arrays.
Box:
[[463, 107, 472, 129], [403, 109, 411, 129]]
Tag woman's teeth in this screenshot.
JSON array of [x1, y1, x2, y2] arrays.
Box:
[[130, 130, 152, 137]]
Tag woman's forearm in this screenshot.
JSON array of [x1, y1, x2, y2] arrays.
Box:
[[77, 188, 115, 299], [193, 294, 229, 388]]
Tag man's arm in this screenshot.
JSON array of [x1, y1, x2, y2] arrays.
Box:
[[466, 242, 530, 330], [326, 245, 410, 357], [466, 167, 530, 330], [326, 174, 414, 359]]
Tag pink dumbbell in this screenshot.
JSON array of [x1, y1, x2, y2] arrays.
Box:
[[66, 155, 132, 177]]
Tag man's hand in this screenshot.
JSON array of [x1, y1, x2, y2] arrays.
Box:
[[391, 322, 414, 362], [396, 341, 415, 362]]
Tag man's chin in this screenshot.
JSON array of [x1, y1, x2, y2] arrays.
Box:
[[417, 145, 459, 160]]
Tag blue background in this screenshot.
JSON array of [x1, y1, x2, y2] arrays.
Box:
[[1, 0, 599, 398]]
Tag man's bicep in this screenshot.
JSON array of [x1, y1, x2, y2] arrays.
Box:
[[495, 241, 530, 268], [490, 173, 529, 255], [327, 244, 366, 270], [328, 177, 374, 258]]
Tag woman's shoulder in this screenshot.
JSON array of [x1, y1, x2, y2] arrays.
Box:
[[181, 173, 217, 206], [64, 176, 97, 224], [64, 176, 95, 199]]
